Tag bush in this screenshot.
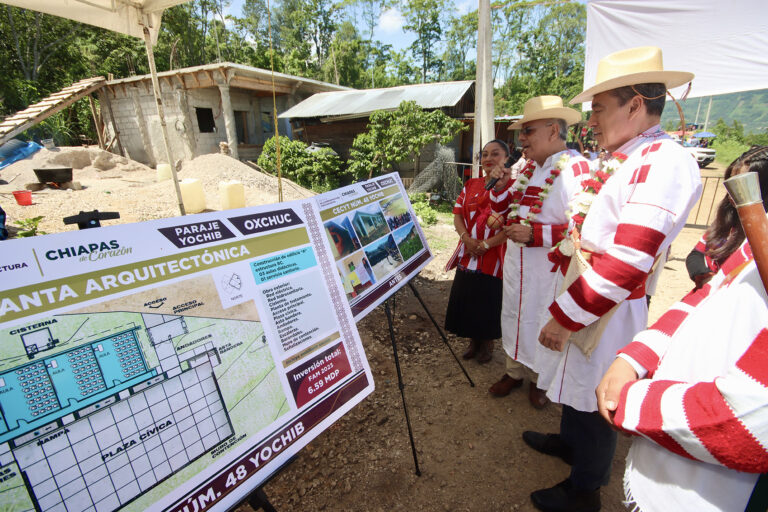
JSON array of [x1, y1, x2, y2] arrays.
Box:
[[408, 193, 438, 226], [258, 136, 347, 191]]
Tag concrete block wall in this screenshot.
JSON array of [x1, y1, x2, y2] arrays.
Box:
[[103, 82, 298, 167]]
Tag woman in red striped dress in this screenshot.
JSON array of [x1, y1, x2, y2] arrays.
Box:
[[445, 139, 511, 363]]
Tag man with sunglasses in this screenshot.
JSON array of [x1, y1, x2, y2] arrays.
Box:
[[527, 47, 702, 512], [487, 96, 588, 409]]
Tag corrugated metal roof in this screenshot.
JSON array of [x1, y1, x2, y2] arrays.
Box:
[[279, 81, 474, 119]]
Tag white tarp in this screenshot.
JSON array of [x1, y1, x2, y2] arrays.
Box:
[[584, 0, 768, 105], [0, 0, 188, 43]]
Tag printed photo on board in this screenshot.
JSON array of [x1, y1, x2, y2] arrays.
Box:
[[324, 215, 362, 260], [350, 204, 389, 247], [392, 222, 424, 262], [363, 234, 403, 281], [336, 251, 376, 300], [379, 194, 412, 231]]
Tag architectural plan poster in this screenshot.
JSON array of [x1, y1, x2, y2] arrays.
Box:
[[0, 200, 373, 512], [316, 172, 433, 320]]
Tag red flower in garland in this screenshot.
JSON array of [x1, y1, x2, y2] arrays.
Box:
[[530, 207, 542, 214], [582, 178, 603, 193], [572, 213, 585, 225], [595, 170, 612, 182], [545, 177, 554, 185], [551, 169, 561, 176], [612, 152, 628, 161], [534, 199, 543, 207]]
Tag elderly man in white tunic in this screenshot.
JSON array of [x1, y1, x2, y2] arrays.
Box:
[[486, 96, 589, 408]]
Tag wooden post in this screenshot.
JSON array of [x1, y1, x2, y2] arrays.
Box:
[[87, 95, 105, 149], [98, 88, 125, 156]]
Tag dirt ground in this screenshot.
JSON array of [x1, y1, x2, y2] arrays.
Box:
[[0, 149, 724, 512]]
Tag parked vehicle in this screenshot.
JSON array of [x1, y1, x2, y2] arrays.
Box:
[[677, 140, 716, 168]]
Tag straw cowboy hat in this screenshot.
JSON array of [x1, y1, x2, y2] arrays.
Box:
[[508, 95, 581, 130], [570, 46, 694, 104]]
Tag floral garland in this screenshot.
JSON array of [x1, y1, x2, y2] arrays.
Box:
[[567, 151, 627, 233], [551, 151, 628, 261], [506, 151, 572, 226]]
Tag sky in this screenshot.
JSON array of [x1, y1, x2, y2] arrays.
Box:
[[224, 0, 477, 53]]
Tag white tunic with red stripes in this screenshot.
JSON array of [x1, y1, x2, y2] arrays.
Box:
[[490, 150, 588, 374], [615, 241, 768, 511], [541, 125, 702, 412]]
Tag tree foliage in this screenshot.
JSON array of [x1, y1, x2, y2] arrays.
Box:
[[257, 136, 347, 190], [348, 101, 468, 179]]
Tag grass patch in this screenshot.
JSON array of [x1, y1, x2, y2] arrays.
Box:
[[713, 139, 750, 166]]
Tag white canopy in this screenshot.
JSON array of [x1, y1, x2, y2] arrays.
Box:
[[584, 0, 768, 104], [0, 0, 188, 44]]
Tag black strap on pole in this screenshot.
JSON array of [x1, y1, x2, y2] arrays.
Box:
[[384, 299, 421, 476], [407, 280, 474, 387]]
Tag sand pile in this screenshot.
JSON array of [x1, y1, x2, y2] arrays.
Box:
[[0, 148, 314, 235]]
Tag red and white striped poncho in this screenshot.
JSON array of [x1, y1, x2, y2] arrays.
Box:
[[538, 125, 702, 412], [615, 240, 768, 511]]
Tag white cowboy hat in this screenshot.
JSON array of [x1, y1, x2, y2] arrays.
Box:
[[570, 46, 694, 104], [507, 95, 581, 130]]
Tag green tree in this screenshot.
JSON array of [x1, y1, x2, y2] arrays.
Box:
[[402, 0, 446, 83], [441, 10, 477, 81], [348, 100, 468, 178]]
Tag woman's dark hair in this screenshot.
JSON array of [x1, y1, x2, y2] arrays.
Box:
[[482, 139, 510, 156], [705, 145, 768, 265]]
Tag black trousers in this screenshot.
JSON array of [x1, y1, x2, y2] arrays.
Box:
[[560, 404, 617, 490]]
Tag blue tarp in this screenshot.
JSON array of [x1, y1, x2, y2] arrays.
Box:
[[0, 141, 43, 170]]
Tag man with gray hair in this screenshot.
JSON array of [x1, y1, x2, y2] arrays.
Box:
[[487, 96, 589, 409]]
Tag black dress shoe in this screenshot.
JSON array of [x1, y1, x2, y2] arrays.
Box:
[[531, 479, 600, 512], [522, 431, 573, 465]]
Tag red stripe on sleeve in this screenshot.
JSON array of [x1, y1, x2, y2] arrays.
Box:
[[531, 223, 543, 247], [680, 283, 712, 308], [567, 275, 618, 318], [720, 244, 752, 275], [684, 382, 768, 472], [550, 224, 568, 245], [549, 301, 586, 332], [635, 380, 695, 460], [736, 329, 768, 388], [592, 253, 649, 291], [652, 309, 689, 337], [619, 342, 661, 375], [613, 223, 666, 258]]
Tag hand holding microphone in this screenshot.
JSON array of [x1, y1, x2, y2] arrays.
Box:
[[485, 156, 514, 191]]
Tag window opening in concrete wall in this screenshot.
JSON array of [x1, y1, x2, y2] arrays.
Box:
[[261, 111, 274, 140], [235, 110, 248, 144], [196, 107, 216, 133]]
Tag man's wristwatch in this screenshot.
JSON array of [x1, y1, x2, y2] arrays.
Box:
[[481, 241, 490, 250]]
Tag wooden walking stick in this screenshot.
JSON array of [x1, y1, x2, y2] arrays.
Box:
[[723, 172, 768, 292]]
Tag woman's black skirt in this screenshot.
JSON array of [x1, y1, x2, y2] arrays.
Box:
[[444, 267, 502, 340]]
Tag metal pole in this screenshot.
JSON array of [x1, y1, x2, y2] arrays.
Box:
[[703, 96, 713, 133], [142, 26, 186, 216]]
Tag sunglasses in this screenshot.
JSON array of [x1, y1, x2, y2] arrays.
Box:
[[520, 123, 554, 136]]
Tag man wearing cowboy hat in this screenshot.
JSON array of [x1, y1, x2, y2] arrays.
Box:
[[527, 47, 702, 512], [486, 96, 589, 409]]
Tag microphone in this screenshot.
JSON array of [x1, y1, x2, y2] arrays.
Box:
[[485, 156, 515, 190]]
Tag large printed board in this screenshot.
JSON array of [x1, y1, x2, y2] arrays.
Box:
[[0, 200, 373, 511], [316, 173, 433, 320]]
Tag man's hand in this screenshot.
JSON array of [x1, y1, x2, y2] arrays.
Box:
[[504, 224, 533, 244], [596, 358, 638, 425], [488, 163, 511, 190], [538, 317, 573, 352]]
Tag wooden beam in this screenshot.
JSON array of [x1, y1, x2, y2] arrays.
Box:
[[229, 76, 292, 94]]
